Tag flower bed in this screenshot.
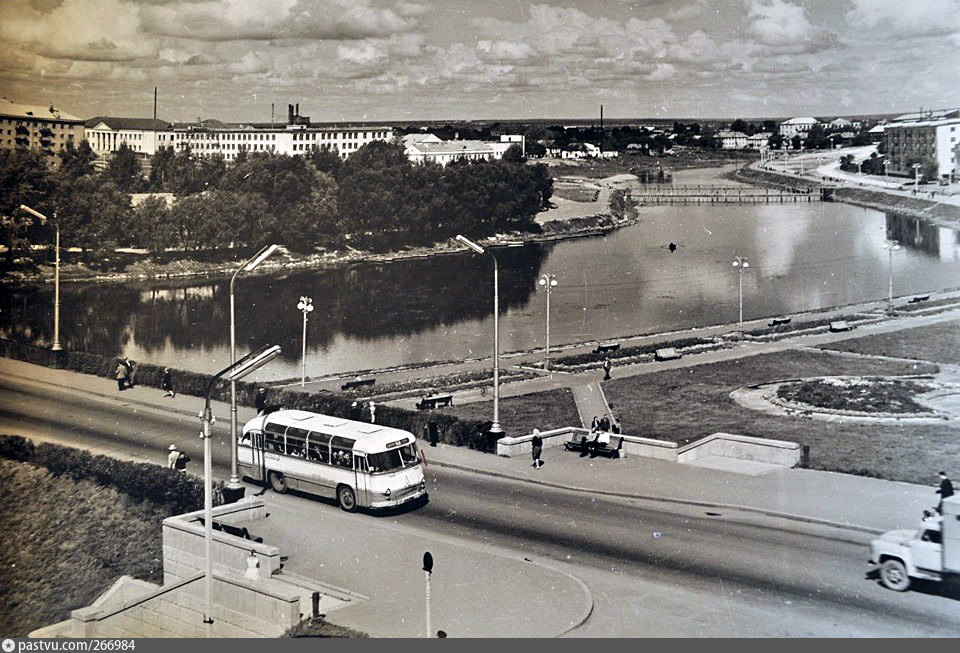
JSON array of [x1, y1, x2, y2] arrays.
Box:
[[774, 377, 935, 415]]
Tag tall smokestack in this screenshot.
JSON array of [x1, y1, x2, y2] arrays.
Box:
[[288, 104, 294, 124], [153, 87, 157, 120], [271, 103, 274, 127], [600, 104, 604, 151]]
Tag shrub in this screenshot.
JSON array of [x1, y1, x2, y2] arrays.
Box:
[[554, 336, 714, 367], [0, 435, 213, 513]]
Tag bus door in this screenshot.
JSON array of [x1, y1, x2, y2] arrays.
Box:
[[353, 454, 370, 506], [250, 430, 266, 483]]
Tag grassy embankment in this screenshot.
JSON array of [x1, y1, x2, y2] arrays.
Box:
[[601, 348, 955, 484]]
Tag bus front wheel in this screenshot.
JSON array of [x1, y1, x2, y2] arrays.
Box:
[[338, 485, 357, 512], [269, 471, 287, 494]]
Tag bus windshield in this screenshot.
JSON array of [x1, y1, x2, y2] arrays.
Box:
[[368, 444, 421, 473]]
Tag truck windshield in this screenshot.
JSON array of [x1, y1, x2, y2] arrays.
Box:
[[368, 444, 421, 473]]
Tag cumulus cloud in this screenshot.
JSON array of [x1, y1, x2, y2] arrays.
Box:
[[846, 0, 960, 39], [746, 0, 816, 45]]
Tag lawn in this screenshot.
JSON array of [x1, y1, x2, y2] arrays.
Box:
[[820, 319, 960, 365], [434, 387, 581, 437], [0, 459, 167, 637], [602, 349, 956, 484]]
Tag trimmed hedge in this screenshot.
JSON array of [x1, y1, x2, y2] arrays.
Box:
[[553, 336, 714, 367], [2, 346, 495, 453], [0, 435, 220, 514]]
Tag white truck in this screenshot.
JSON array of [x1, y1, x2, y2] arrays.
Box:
[[869, 494, 959, 591]]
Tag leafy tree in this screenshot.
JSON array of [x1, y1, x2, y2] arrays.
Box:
[[307, 145, 342, 179], [502, 144, 525, 164], [57, 140, 96, 181], [608, 189, 638, 221], [103, 143, 144, 192], [147, 147, 175, 191], [130, 196, 174, 257], [791, 135, 802, 150], [0, 149, 56, 263], [55, 177, 131, 259], [526, 141, 547, 158], [280, 172, 339, 251]]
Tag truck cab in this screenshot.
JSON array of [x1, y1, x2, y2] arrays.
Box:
[[869, 495, 959, 591]]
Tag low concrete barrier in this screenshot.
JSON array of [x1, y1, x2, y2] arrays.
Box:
[[677, 432, 800, 466], [497, 427, 584, 456]]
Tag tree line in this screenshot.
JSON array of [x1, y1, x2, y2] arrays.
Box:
[[0, 140, 553, 264]]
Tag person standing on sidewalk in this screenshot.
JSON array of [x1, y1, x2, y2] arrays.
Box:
[[116, 360, 128, 391], [161, 368, 175, 398], [937, 471, 954, 513], [123, 357, 137, 388], [168, 444, 189, 472], [531, 429, 543, 469], [255, 388, 268, 415], [427, 418, 439, 447], [368, 401, 377, 424], [602, 357, 612, 381]]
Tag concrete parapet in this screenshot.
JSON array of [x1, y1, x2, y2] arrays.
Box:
[[677, 432, 800, 467], [496, 426, 585, 456]]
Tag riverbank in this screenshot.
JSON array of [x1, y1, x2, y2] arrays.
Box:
[[1, 210, 638, 287]]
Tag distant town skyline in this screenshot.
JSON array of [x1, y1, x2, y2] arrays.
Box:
[[1, 0, 957, 123]]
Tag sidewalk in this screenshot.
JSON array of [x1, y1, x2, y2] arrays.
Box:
[[1, 355, 937, 537]]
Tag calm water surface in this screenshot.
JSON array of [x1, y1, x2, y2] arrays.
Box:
[[4, 167, 960, 380]]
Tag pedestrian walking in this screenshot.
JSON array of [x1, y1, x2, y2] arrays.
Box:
[[427, 419, 439, 447], [368, 400, 376, 424], [161, 368, 175, 398], [531, 429, 543, 469], [123, 357, 137, 388], [350, 401, 362, 421], [116, 360, 128, 391], [602, 357, 612, 381], [937, 471, 954, 513], [255, 388, 268, 415], [168, 444, 189, 472]]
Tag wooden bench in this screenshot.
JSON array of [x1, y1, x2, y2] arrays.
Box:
[[829, 320, 854, 332], [564, 436, 624, 458], [199, 519, 264, 543], [769, 317, 792, 327], [416, 393, 454, 410], [594, 342, 620, 354], [341, 377, 376, 391], [908, 295, 930, 304], [654, 347, 682, 361]]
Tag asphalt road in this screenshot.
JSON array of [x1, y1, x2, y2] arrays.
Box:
[[2, 375, 959, 637]]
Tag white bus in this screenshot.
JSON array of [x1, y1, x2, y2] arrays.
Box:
[[239, 409, 427, 512]]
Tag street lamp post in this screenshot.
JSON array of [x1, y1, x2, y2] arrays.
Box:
[[228, 244, 280, 501], [297, 296, 313, 387], [19, 205, 61, 351], [732, 256, 749, 333], [882, 239, 900, 308], [200, 344, 281, 634], [455, 235, 522, 438], [537, 273, 557, 371]]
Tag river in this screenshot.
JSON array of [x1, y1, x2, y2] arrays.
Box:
[[4, 167, 960, 380]]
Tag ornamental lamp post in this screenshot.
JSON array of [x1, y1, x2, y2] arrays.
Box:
[[882, 239, 900, 308], [200, 344, 281, 634], [19, 205, 60, 352], [538, 273, 558, 371], [228, 243, 280, 502], [297, 296, 313, 387], [732, 256, 750, 333], [455, 234, 523, 439]]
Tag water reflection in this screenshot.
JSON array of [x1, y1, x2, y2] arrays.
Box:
[[4, 204, 960, 379]]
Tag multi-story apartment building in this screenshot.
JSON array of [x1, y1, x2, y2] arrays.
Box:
[[746, 132, 772, 150], [717, 130, 748, 149], [0, 98, 85, 161], [883, 115, 960, 182]]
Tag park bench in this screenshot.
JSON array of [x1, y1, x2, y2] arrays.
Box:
[[594, 342, 620, 354], [654, 347, 682, 361], [564, 435, 624, 458], [829, 320, 854, 332], [416, 393, 454, 410], [908, 295, 930, 304], [768, 317, 792, 327], [341, 377, 376, 391]]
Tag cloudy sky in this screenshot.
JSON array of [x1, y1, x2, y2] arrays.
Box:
[[1, 0, 958, 123]]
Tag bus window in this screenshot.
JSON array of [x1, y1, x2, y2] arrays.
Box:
[[355, 456, 369, 473], [307, 431, 331, 463], [287, 427, 308, 458], [264, 422, 286, 452], [368, 444, 421, 473], [331, 447, 353, 469]]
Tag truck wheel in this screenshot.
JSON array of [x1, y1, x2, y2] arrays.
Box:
[[337, 485, 357, 512], [269, 471, 287, 494], [880, 559, 910, 591]]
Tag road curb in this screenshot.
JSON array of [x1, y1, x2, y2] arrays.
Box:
[[428, 460, 886, 536]]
